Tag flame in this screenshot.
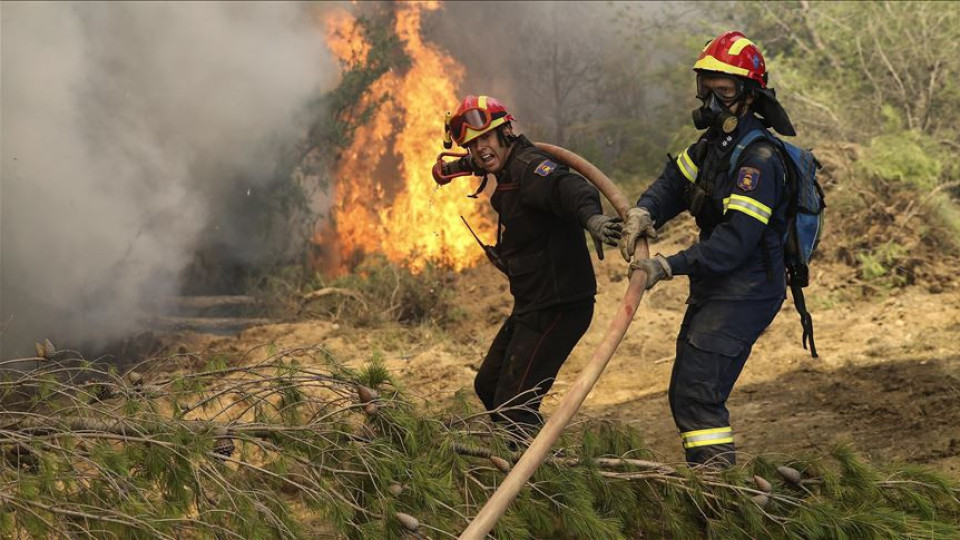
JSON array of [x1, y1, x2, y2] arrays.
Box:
[[322, 2, 493, 273]]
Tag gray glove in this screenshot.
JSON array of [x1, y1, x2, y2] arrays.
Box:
[[619, 207, 658, 262], [585, 214, 623, 261], [628, 254, 673, 290]]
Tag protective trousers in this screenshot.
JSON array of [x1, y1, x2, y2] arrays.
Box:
[[669, 298, 783, 466], [474, 301, 593, 440]]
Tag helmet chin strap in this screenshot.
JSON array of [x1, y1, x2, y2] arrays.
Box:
[[467, 174, 488, 199], [467, 126, 517, 198]]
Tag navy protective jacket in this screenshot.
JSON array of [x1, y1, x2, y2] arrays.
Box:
[[638, 115, 788, 304]]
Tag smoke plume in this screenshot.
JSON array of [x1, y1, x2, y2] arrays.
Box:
[[1, 2, 336, 358]]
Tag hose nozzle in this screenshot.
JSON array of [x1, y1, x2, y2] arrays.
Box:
[[432, 151, 474, 186]]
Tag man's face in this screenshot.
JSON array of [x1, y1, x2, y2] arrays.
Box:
[[466, 129, 511, 174], [698, 74, 753, 113]]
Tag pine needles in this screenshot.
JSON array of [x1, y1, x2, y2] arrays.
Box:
[[1, 348, 958, 539]]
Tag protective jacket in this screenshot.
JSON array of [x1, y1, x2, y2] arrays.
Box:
[[490, 135, 603, 314], [639, 115, 788, 304]]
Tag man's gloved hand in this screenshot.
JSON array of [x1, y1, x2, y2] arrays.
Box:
[[619, 207, 658, 262], [585, 214, 623, 260], [628, 254, 673, 290]]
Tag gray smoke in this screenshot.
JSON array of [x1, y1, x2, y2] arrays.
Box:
[[1, 2, 337, 358], [425, 1, 673, 144]]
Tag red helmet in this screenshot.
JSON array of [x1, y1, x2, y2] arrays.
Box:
[[449, 95, 515, 147], [693, 31, 767, 88]]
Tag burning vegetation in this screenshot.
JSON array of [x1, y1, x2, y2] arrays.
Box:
[[320, 2, 493, 275]]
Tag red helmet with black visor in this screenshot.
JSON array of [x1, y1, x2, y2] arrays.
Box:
[[449, 95, 515, 147]]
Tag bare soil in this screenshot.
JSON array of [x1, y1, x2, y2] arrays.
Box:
[[162, 226, 960, 478]]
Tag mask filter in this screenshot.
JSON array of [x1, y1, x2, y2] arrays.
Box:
[[692, 92, 739, 133]]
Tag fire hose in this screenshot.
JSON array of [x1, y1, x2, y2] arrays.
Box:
[[453, 143, 649, 539]]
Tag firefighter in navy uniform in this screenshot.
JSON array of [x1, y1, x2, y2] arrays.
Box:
[[621, 32, 799, 467], [444, 95, 622, 442]]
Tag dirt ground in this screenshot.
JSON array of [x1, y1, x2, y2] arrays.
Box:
[[168, 229, 960, 478]]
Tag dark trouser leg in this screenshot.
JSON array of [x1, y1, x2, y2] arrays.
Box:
[[486, 302, 594, 438], [475, 317, 515, 420], [668, 298, 783, 467]]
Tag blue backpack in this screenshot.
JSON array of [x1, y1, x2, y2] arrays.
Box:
[[729, 129, 825, 357]]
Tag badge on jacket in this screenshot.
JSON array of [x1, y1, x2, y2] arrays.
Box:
[[736, 166, 760, 191], [534, 159, 557, 177]]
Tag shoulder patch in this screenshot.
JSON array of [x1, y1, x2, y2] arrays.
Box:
[[736, 166, 761, 192], [533, 159, 558, 177]]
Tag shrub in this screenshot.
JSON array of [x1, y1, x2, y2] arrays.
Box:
[[302, 255, 464, 327], [858, 131, 944, 191], [857, 241, 909, 289]]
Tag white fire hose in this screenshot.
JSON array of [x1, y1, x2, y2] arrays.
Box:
[[458, 142, 649, 539]]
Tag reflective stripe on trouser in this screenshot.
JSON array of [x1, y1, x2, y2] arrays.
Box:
[[668, 299, 783, 466], [681, 426, 734, 449]]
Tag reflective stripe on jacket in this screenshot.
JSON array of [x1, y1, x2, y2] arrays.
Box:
[[638, 115, 788, 303]]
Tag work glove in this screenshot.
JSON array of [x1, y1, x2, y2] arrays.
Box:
[[619, 207, 658, 262], [628, 254, 673, 290], [585, 214, 623, 260]]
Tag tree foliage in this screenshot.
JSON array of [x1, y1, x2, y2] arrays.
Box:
[[309, 9, 409, 154], [754, 1, 960, 141]]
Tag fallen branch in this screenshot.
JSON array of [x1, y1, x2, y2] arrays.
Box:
[[300, 287, 367, 308], [145, 316, 274, 332], [2, 346, 957, 539]]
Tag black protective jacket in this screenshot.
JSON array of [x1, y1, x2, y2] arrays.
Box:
[[490, 135, 603, 314]]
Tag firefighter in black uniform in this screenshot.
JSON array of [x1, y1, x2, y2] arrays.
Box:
[[443, 95, 621, 441], [621, 31, 799, 467]]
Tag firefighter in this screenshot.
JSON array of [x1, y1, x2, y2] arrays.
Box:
[[447, 95, 622, 443], [621, 31, 798, 467]]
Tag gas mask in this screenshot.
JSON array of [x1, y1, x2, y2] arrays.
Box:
[[692, 91, 740, 133], [692, 74, 746, 133]]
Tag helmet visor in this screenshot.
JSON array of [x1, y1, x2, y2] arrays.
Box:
[[450, 108, 492, 142]]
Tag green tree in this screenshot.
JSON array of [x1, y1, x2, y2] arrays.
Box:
[[753, 1, 960, 143]]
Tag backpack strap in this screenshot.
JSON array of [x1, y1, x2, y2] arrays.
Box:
[[728, 128, 778, 282], [790, 274, 818, 357], [726, 129, 772, 176]]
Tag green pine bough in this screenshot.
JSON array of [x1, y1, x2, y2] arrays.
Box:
[[1, 347, 958, 539]]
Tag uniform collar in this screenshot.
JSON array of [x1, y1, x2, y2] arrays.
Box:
[[708, 114, 764, 155], [495, 135, 532, 182]]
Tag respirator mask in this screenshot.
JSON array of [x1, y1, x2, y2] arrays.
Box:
[[692, 74, 746, 133]]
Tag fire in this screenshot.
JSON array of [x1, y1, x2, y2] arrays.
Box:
[[322, 2, 493, 273]]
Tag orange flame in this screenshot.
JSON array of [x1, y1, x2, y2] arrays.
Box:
[[322, 2, 493, 273]]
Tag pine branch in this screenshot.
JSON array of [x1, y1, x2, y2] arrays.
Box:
[[2, 346, 958, 539]]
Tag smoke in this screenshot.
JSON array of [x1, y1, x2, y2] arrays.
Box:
[[0, 2, 337, 358], [426, 3, 654, 130], [425, 1, 694, 151]]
